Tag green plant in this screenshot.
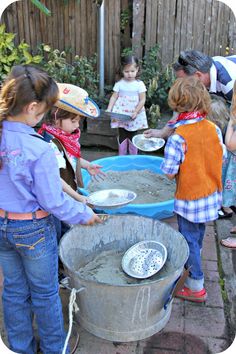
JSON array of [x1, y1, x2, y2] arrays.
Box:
[[73, 54, 99, 97], [121, 47, 133, 57], [141, 44, 175, 112], [37, 44, 100, 102], [120, 9, 130, 31], [31, 0, 51, 16], [30, 0, 83, 16], [38, 45, 76, 83], [147, 104, 161, 128], [0, 24, 42, 82]]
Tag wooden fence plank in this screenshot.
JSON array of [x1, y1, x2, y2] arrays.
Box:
[[215, 0, 224, 54], [162, 0, 175, 65], [208, 0, 218, 56], [90, 1, 98, 56], [180, 0, 188, 51], [228, 8, 236, 54], [144, 0, 152, 52], [157, 0, 164, 55], [220, 3, 229, 56], [132, 0, 145, 58], [186, 0, 194, 50], [173, 0, 182, 59], [203, 0, 212, 54], [150, 0, 158, 50], [68, 0, 75, 60], [16, 1, 24, 44], [193, 0, 206, 51]]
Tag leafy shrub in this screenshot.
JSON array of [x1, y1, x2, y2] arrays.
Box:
[[38, 44, 101, 102], [140, 44, 175, 127], [0, 24, 42, 82]]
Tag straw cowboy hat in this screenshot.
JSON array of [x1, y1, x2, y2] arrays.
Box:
[[55, 83, 100, 118]]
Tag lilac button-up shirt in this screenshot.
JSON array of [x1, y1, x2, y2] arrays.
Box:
[[0, 121, 93, 224]]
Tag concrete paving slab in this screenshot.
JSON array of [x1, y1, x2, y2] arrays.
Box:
[[162, 302, 185, 333], [205, 281, 225, 307], [202, 337, 229, 354]]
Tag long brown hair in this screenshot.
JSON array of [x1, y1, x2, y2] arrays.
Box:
[[44, 107, 77, 126], [0, 64, 58, 169]]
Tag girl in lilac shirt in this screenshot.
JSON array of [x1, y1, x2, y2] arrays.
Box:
[[0, 65, 100, 354]]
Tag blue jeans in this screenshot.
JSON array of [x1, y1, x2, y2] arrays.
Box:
[[0, 215, 68, 354], [177, 214, 205, 291], [53, 216, 70, 243]]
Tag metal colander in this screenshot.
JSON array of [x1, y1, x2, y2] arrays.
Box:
[[122, 240, 167, 279]]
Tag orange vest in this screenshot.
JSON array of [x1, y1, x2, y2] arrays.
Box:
[[175, 120, 223, 200]]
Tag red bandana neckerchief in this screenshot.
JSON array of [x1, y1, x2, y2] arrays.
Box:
[[168, 111, 207, 125], [38, 123, 81, 158]]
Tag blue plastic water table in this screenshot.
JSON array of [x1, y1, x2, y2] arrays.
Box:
[[80, 155, 174, 219]]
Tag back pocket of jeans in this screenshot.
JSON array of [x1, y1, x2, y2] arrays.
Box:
[[13, 227, 46, 259]]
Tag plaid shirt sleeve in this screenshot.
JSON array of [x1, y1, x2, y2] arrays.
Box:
[[161, 134, 185, 175]]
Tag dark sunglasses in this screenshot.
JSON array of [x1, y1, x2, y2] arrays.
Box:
[[178, 56, 189, 66], [178, 55, 198, 70]]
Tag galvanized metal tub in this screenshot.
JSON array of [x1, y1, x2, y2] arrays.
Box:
[[59, 215, 189, 342]]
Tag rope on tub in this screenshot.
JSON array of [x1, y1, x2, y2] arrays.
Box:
[[62, 286, 85, 354]]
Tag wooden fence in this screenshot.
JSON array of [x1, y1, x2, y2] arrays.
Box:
[[1, 0, 236, 84]]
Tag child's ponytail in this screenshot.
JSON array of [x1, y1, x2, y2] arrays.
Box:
[[0, 64, 58, 169], [0, 78, 17, 169]]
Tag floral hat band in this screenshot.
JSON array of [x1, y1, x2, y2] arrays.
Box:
[[55, 83, 100, 118]]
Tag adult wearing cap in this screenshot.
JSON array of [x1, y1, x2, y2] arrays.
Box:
[[144, 50, 236, 139]]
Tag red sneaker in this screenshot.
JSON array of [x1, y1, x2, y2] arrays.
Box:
[[175, 286, 207, 303]]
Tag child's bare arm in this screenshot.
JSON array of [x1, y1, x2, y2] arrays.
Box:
[[225, 116, 236, 151], [107, 92, 119, 111], [132, 92, 146, 119], [165, 173, 176, 180], [61, 178, 88, 203], [144, 125, 174, 139], [80, 158, 105, 179]]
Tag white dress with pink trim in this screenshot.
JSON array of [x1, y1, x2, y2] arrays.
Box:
[[110, 79, 148, 132]]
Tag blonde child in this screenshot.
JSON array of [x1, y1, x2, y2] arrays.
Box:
[[220, 81, 236, 249], [107, 55, 148, 155], [161, 77, 225, 302], [207, 97, 235, 219], [0, 65, 100, 353]]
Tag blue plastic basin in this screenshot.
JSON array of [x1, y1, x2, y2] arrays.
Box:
[[81, 155, 174, 219]]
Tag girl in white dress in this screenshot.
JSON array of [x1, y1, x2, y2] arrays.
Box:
[[107, 56, 148, 155]]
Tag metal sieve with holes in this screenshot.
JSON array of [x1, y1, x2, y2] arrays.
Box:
[[122, 240, 167, 279]]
